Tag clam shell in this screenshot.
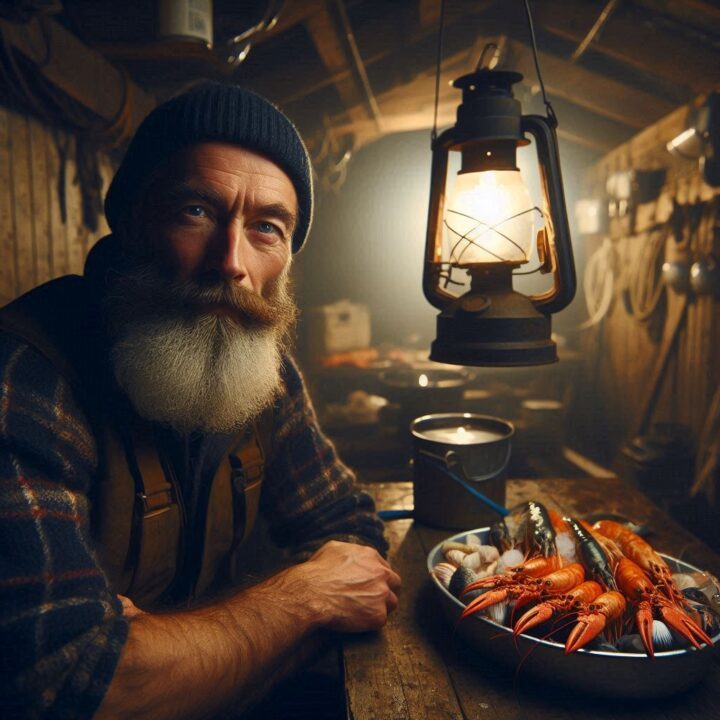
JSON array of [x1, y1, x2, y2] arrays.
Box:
[[465, 534, 482, 548], [442, 541, 474, 555], [461, 552, 482, 571], [482, 560, 498, 578], [445, 549, 467, 567], [477, 545, 500, 564], [433, 562, 456, 588]]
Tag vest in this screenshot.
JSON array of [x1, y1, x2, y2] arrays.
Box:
[[0, 275, 272, 608]]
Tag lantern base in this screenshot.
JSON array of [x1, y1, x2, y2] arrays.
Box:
[[429, 287, 557, 367]]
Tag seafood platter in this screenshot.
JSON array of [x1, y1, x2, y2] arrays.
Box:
[[428, 501, 720, 698]]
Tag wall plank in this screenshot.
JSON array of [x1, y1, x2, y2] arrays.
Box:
[[577, 96, 720, 501], [29, 118, 51, 285], [9, 112, 34, 294], [0, 108, 17, 303], [46, 126, 69, 277], [0, 106, 114, 302]]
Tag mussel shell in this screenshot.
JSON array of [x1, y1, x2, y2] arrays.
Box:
[[683, 587, 709, 604], [615, 634, 646, 653], [449, 566, 483, 603]]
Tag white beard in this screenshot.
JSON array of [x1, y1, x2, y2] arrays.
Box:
[[106, 263, 295, 435], [112, 315, 284, 434]]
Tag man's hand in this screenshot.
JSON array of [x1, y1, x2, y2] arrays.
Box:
[[290, 540, 401, 633]]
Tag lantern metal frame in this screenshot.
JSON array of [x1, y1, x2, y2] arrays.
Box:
[[423, 68, 576, 366]]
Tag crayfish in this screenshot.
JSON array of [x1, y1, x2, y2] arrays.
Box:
[[453, 505, 716, 657]]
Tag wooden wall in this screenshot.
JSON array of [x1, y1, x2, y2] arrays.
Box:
[[572, 98, 719, 498], [0, 105, 114, 305]]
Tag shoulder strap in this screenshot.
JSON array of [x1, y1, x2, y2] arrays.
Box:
[[193, 406, 275, 597]]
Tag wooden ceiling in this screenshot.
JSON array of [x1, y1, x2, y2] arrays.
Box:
[[9, 0, 720, 179]]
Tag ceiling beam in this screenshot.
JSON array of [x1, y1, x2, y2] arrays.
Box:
[[504, 39, 675, 129], [0, 16, 155, 134], [536, 0, 720, 96], [303, 2, 379, 129], [316, 39, 628, 160]]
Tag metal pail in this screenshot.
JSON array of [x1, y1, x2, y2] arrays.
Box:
[[411, 413, 514, 530]]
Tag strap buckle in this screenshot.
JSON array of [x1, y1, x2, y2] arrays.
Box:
[[137, 484, 175, 516]]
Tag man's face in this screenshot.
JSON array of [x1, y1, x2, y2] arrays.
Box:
[[106, 142, 301, 434], [141, 141, 298, 298]]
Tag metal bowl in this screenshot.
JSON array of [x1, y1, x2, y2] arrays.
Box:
[[428, 527, 720, 699]]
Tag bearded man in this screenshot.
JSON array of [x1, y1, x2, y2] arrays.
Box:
[[0, 83, 400, 719]]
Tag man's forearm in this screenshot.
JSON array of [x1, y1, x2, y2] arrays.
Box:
[[95, 567, 323, 720]]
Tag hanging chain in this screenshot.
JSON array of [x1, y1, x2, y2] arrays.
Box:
[[431, 0, 447, 144], [523, 0, 557, 126]]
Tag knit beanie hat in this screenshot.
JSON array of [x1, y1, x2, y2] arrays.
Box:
[[104, 82, 313, 253]]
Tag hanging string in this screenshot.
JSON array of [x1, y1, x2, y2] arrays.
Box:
[[523, 0, 557, 126], [431, 0, 446, 143]]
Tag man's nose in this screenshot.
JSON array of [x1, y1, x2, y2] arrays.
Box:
[[208, 222, 250, 283]]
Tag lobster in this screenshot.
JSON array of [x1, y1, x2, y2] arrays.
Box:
[[615, 557, 714, 657], [564, 591, 627, 653], [512, 580, 603, 637], [461, 563, 586, 623], [593, 520, 680, 602]]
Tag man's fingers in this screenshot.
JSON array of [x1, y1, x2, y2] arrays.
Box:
[[386, 568, 402, 592]]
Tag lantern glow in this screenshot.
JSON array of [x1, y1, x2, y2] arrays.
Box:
[[445, 169, 536, 265], [423, 68, 576, 367]]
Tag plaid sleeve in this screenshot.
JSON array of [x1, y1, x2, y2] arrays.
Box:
[[260, 355, 388, 558], [0, 333, 128, 719]]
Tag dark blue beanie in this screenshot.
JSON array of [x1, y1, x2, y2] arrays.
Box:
[[104, 82, 313, 253]]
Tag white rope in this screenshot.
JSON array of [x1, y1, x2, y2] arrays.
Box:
[[580, 237, 615, 329]]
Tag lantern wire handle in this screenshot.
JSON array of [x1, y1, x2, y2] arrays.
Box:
[[431, 0, 446, 143], [475, 42, 498, 71], [523, 0, 557, 126]]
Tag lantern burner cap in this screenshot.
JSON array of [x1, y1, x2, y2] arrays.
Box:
[[453, 69, 524, 96]]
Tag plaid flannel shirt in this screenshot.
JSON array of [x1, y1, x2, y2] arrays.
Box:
[[0, 329, 387, 719]]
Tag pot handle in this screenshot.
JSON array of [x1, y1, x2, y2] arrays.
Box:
[[417, 449, 510, 517]]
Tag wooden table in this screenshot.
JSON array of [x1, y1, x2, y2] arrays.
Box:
[[343, 477, 720, 720]]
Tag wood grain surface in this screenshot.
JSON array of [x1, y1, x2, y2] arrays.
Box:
[[345, 478, 720, 720]]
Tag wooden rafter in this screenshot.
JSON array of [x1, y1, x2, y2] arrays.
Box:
[[503, 39, 674, 129], [0, 16, 155, 134], [537, 0, 720, 96], [304, 3, 377, 129]]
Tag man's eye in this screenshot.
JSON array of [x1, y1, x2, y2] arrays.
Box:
[[181, 205, 207, 218], [256, 221, 279, 235]]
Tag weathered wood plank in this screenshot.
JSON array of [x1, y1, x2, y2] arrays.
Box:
[[28, 118, 51, 285], [9, 112, 34, 294], [64, 137, 86, 276], [304, 6, 376, 128], [45, 126, 69, 278], [345, 483, 464, 720], [505, 39, 674, 130], [539, 0, 719, 97], [0, 107, 17, 303]]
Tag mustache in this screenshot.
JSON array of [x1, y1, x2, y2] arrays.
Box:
[[105, 262, 297, 333], [176, 281, 284, 328]]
